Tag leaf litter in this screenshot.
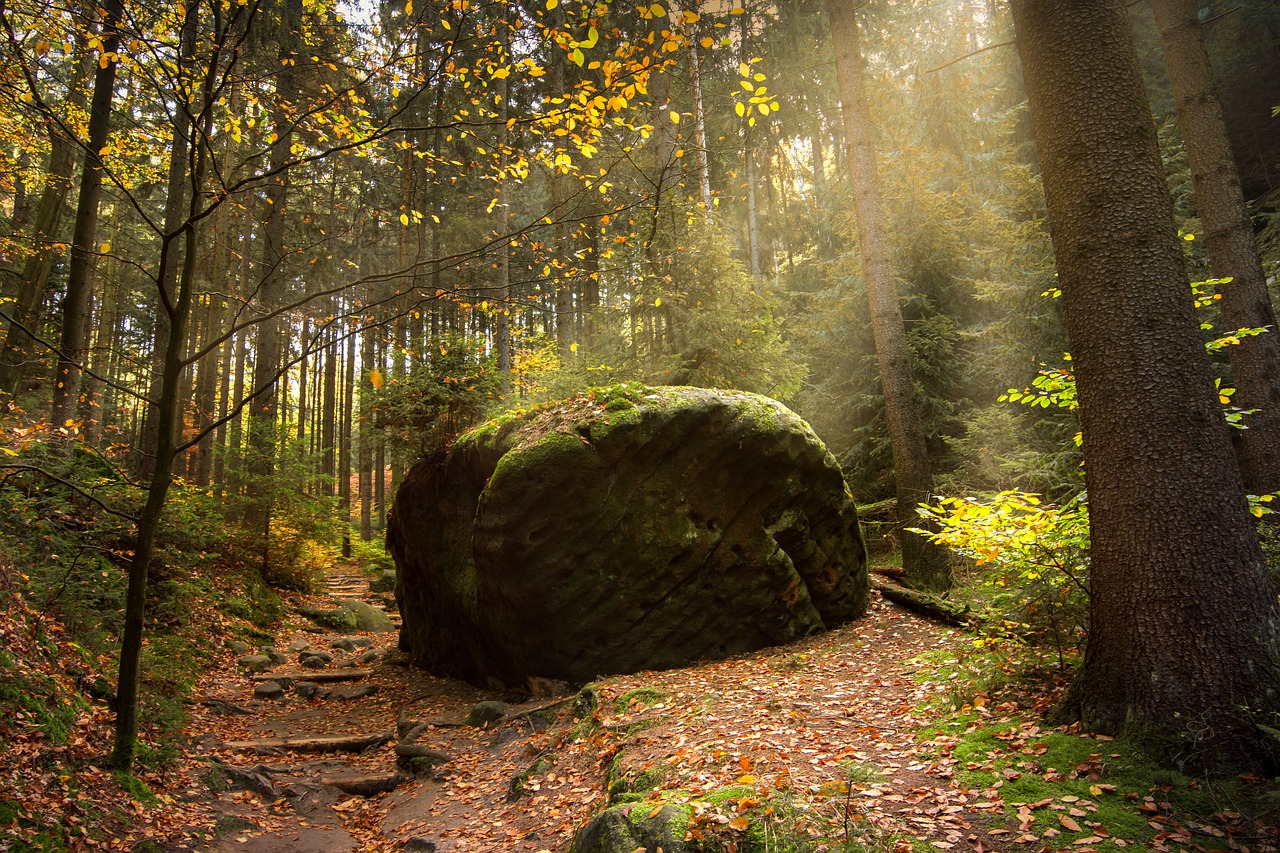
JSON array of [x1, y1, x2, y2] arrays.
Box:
[[3, 564, 1277, 853]]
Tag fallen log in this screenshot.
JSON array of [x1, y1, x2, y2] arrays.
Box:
[[224, 732, 393, 754], [319, 772, 409, 797], [872, 575, 975, 628], [251, 669, 371, 684]]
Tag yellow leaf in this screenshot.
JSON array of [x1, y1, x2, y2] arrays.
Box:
[[729, 816, 749, 831], [546, 0, 557, 7], [730, 6, 745, 13], [649, 3, 666, 16], [739, 62, 750, 77], [701, 36, 714, 48], [400, 213, 410, 226], [735, 102, 745, 117], [491, 66, 510, 79], [757, 102, 770, 115], [669, 110, 680, 123], [654, 297, 662, 306], [369, 367, 384, 389], [431, 214, 440, 224], [404, 0, 412, 14], [570, 342, 578, 353], [99, 242, 111, 253], [682, 11, 700, 23]]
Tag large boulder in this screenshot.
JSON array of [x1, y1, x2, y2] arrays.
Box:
[[387, 385, 868, 686]]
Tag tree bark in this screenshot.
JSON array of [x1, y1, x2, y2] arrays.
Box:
[[0, 41, 91, 400], [340, 321, 355, 558], [1150, 0, 1280, 496], [1011, 0, 1280, 773], [358, 320, 374, 541], [826, 0, 952, 591], [51, 0, 124, 431], [245, 0, 302, 550], [112, 0, 218, 766]]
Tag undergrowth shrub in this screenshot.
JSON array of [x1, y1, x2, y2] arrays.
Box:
[[914, 491, 1090, 666]]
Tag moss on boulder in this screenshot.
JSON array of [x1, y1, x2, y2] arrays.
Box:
[[387, 385, 869, 686]]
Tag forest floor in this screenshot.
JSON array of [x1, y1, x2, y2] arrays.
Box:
[[4, 560, 1279, 853]]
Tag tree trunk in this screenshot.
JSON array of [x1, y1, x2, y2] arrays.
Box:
[[340, 322, 355, 558], [0, 42, 91, 400], [494, 19, 512, 380], [51, 0, 124, 431], [112, 0, 216, 765], [245, 0, 302, 551], [689, 34, 713, 222], [826, 0, 951, 591], [358, 320, 374, 541], [1150, 0, 1280, 496], [1011, 0, 1280, 773], [322, 321, 338, 487]]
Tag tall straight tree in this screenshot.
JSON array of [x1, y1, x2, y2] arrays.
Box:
[[825, 0, 951, 591], [246, 0, 303, 551], [50, 0, 124, 430], [1150, 0, 1280, 496], [1010, 0, 1280, 771], [0, 30, 91, 399]]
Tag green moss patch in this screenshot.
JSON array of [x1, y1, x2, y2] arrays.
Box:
[[924, 718, 1248, 850]]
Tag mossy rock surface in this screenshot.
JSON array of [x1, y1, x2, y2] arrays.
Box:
[[571, 802, 694, 853], [388, 385, 869, 686], [300, 600, 393, 633]]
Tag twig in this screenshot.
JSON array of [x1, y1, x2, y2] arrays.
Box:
[[925, 39, 1014, 74]]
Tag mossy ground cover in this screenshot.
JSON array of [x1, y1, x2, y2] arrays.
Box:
[[910, 641, 1278, 853]]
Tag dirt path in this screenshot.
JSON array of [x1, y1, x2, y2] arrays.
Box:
[[167, 567, 1004, 852]]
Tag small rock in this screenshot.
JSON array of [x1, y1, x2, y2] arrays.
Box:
[[253, 681, 284, 700], [300, 656, 327, 671], [463, 701, 509, 727], [331, 636, 373, 651], [299, 649, 333, 663], [394, 744, 451, 774], [287, 639, 311, 652], [227, 640, 251, 655], [402, 837, 437, 852], [238, 654, 272, 674], [262, 648, 288, 665], [357, 649, 380, 665], [369, 569, 397, 594], [322, 684, 377, 700], [294, 681, 320, 699]]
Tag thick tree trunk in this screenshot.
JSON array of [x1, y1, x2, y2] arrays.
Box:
[[1011, 0, 1280, 773], [826, 0, 951, 591], [1150, 0, 1280, 496], [51, 0, 124, 430]]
